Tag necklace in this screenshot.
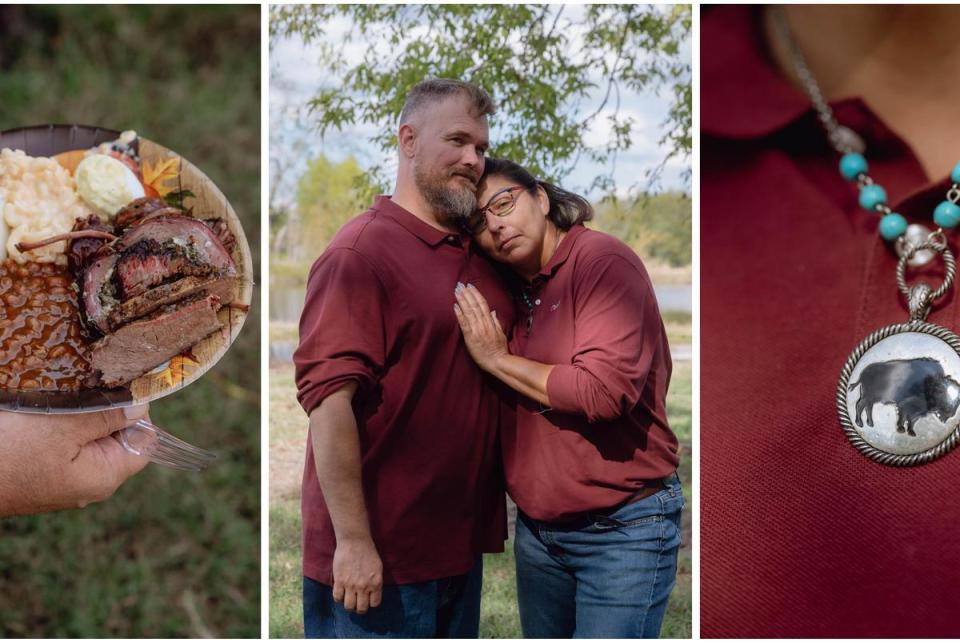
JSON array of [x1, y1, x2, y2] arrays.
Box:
[[775, 7, 960, 466], [772, 7, 960, 264], [520, 229, 566, 332]]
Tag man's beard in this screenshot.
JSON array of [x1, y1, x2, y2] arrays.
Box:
[[414, 162, 478, 224]]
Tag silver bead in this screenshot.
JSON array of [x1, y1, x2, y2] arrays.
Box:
[[896, 224, 937, 267]]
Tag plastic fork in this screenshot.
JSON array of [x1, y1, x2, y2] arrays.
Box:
[[114, 418, 217, 472]]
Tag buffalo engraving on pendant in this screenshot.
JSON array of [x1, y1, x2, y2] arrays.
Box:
[[845, 330, 960, 455]]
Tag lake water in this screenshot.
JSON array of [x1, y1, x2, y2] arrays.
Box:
[[655, 285, 692, 314], [270, 284, 691, 322]]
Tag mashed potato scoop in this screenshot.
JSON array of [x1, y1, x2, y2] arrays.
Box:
[[75, 154, 145, 218]]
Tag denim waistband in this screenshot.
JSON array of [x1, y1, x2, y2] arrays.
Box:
[[523, 473, 681, 531]]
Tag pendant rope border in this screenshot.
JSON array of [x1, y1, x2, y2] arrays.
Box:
[[837, 321, 960, 466]]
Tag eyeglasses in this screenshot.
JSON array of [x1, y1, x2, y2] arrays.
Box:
[[467, 185, 527, 234]]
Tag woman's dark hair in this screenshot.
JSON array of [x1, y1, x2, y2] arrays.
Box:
[[481, 158, 593, 230]]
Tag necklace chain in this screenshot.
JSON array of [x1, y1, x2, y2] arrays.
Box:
[[771, 7, 865, 156], [520, 230, 565, 331], [772, 6, 960, 255]]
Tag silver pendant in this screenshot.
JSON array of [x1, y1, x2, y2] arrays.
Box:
[[837, 236, 959, 466]]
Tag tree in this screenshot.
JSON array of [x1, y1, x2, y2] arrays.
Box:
[[281, 154, 374, 260], [270, 4, 691, 195], [592, 192, 691, 266]]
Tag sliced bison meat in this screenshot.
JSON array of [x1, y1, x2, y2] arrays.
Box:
[[116, 216, 236, 274], [203, 218, 237, 255], [78, 212, 238, 337], [114, 238, 218, 299], [91, 294, 224, 388], [81, 253, 119, 335], [72, 203, 244, 388], [134, 206, 184, 225], [68, 215, 115, 274], [114, 197, 167, 229], [107, 275, 237, 329]]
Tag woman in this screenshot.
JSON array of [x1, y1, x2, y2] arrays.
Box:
[[453, 158, 682, 638]]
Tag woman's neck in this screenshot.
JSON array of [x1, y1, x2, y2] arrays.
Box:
[[764, 5, 960, 179], [518, 224, 566, 283]]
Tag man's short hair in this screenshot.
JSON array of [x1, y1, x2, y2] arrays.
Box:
[[398, 79, 496, 125]]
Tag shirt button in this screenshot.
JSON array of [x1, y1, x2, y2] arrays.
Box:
[[535, 299, 541, 305]]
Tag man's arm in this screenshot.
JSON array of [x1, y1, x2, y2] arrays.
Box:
[[309, 381, 382, 614]]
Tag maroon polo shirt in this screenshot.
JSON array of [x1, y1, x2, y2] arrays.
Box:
[[702, 6, 960, 638], [504, 224, 679, 523], [293, 195, 515, 586]]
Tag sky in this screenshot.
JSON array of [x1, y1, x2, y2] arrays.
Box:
[[269, 5, 691, 210]]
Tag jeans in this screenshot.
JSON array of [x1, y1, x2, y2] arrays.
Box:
[[303, 557, 483, 638], [515, 474, 684, 638]]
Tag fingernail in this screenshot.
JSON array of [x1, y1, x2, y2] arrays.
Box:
[[124, 404, 149, 421], [119, 422, 156, 454], [455, 281, 464, 292]]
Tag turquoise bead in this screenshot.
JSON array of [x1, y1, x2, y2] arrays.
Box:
[[859, 184, 887, 211], [952, 161, 960, 184], [839, 153, 868, 181], [879, 213, 907, 241], [934, 201, 960, 229]]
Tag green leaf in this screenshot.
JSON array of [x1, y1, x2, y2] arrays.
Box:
[[270, 4, 691, 195], [163, 189, 196, 210]]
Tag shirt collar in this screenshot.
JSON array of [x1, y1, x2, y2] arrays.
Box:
[[701, 6, 937, 178], [374, 195, 466, 248], [701, 6, 812, 140], [701, 6, 894, 145], [702, 6, 955, 218], [532, 223, 587, 283]]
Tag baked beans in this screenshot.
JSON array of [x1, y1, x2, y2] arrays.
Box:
[[0, 259, 92, 391]]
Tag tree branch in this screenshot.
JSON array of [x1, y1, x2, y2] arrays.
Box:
[[580, 5, 634, 127]]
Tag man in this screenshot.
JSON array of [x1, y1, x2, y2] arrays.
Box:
[[293, 79, 515, 638]]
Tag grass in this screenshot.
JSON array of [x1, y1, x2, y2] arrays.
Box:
[[480, 542, 521, 638], [270, 321, 299, 345], [270, 501, 303, 638], [664, 310, 693, 348], [665, 546, 693, 638], [669, 360, 693, 444], [269, 320, 692, 637], [269, 366, 305, 638], [0, 6, 260, 637]]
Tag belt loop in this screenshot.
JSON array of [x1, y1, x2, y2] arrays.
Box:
[[666, 473, 678, 497]]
